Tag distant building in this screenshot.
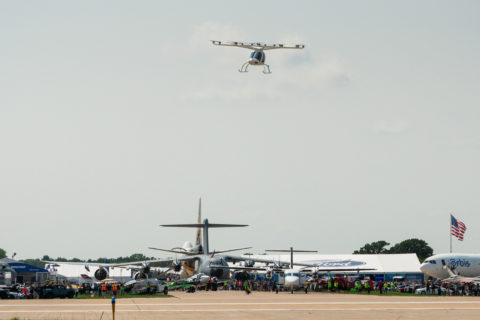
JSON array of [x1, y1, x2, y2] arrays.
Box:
[[0, 258, 48, 284]]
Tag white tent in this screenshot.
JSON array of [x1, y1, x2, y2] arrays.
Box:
[[242, 253, 421, 277]]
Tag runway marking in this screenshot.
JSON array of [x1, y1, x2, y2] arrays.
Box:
[[3, 307, 480, 313], [3, 301, 480, 307]]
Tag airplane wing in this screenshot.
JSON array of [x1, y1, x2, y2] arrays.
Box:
[[212, 247, 252, 254], [221, 256, 376, 272], [43, 259, 173, 268], [304, 267, 376, 273], [209, 265, 269, 271]]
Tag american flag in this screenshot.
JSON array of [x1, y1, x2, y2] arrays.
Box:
[[451, 214, 467, 241]]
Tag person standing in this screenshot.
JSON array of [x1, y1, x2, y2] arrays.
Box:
[[112, 283, 118, 297], [244, 280, 251, 294]]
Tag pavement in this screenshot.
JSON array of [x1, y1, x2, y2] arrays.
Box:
[[2, 291, 480, 319]]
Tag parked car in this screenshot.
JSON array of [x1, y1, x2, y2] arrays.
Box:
[[0, 287, 10, 299], [415, 286, 447, 295], [0, 286, 25, 299]]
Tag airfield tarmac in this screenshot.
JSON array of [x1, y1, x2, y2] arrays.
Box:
[[2, 291, 480, 320]]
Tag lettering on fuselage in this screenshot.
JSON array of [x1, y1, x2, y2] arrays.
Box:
[[449, 258, 471, 268], [305, 260, 366, 268]]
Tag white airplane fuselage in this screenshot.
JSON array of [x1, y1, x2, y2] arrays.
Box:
[[283, 268, 308, 292], [420, 253, 480, 279]]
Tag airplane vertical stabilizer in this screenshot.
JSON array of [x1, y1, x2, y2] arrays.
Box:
[[196, 198, 202, 247]]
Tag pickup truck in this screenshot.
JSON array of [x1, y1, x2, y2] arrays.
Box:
[[36, 284, 75, 299]]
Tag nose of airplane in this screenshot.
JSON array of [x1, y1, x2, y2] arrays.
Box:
[[284, 276, 300, 288], [419, 261, 432, 276]]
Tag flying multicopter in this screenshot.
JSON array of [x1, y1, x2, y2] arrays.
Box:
[[211, 40, 305, 74]]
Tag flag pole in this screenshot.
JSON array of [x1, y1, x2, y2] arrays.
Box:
[[450, 214, 452, 253]]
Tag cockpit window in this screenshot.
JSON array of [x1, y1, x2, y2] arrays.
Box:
[[430, 260, 436, 264]]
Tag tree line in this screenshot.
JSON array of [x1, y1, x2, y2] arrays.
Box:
[[353, 238, 433, 262], [0, 250, 165, 268], [0, 238, 434, 268]]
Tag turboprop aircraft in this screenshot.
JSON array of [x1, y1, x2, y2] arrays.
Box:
[[168, 273, 211, 292], [421, 253, 480, 281], [265, 248, 376, 294]]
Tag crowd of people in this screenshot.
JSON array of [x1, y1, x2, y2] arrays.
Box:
[[4, 276, 480, 298]]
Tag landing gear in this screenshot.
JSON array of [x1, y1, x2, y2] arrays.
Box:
[[239, 62, 249, 73], [263, 64, 271, 74], [291, 289, 294, 294], [238, 62, 271, 74]]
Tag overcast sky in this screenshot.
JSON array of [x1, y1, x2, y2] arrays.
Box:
[[1, 0, 479, 260]]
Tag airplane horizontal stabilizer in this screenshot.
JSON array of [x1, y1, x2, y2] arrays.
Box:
[[161, 224, 248, 228], [148, 247, 199, 256]]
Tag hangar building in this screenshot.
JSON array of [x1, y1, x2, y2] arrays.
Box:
[[0, 258, 48, 284]]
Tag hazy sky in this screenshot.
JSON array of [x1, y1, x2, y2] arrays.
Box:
[[1, 1, 479, 260]]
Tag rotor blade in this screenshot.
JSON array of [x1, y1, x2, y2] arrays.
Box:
[[262, 44, 305, 50], [211, 40, 257, 50]]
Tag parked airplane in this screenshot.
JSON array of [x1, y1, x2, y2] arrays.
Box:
[[420, 253, 480, 280], [168, 273, 211, 292], [441, 264, 480, 284], [149, 200, 310, 280], [44, 260, 168, 282], [265, 248, 375, 294]]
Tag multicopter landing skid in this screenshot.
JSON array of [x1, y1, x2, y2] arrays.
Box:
[[211, 40, 305, 74]]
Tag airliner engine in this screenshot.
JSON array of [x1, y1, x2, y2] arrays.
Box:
[[94, 267, 108, 281], [172, 261, 182, 272], [134, 264, 151, 280], [133, 271, 148, 280]]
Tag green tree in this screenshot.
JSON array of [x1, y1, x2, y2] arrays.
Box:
[[353, 241, 390, 254], [0, 248, 6, 259], [21, 259, 45, 268], [388, 238, 433, 262]]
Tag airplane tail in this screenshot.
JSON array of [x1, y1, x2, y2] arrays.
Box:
[[161, 202, 248, 254], [196, 198, 202, 247]]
